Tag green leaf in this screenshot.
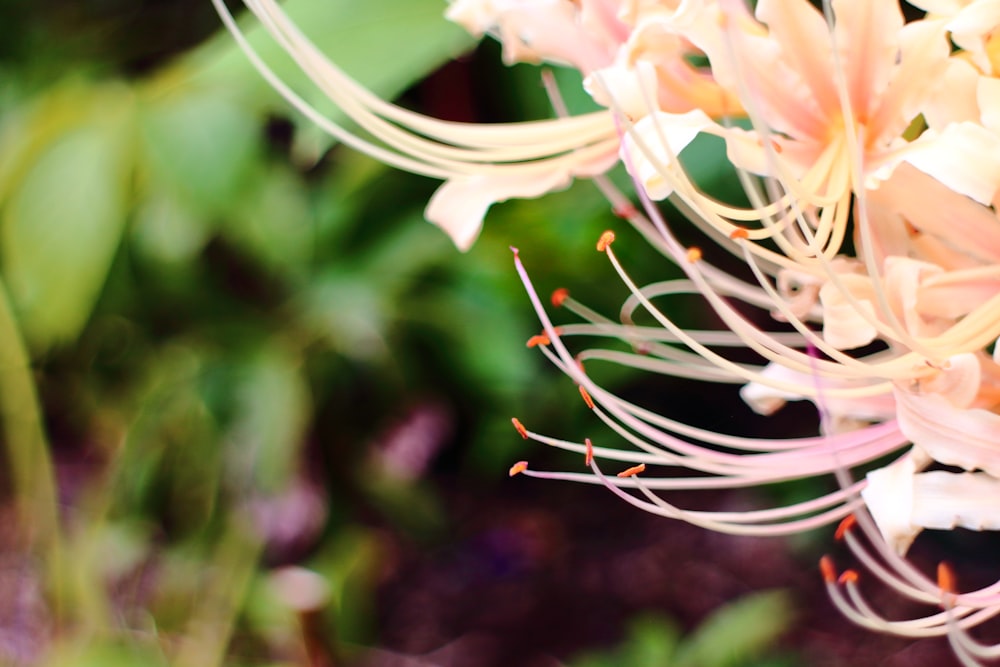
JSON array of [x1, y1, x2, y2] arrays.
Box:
[[674, 589, 794, 667], [138, 90, 260, 216], [2, 83, 134, 349], [228, 345, 311, 493], [182, 0, 474, 140]]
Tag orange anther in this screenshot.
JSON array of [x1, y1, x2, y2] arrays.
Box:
[[584, 438, 594, 466], [835, 515, 856, 541], [508, 461, 529, 477], [838, 570, 859, 585], [729, 227, 749, 241], [511, 418, 529, 439], [579, 385, 595, 409], [526, 333, 550, 348], [613, 204, 637, 219], [819, 556, 837, 583], [938, 562, 957, 595], [551, 288, 570, 308], [617, 463, 646, 478], [686, 247, 702, 263], [597, 230, 616, 252]]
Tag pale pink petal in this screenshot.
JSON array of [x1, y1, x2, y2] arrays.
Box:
[[911, 471, 1000, 532], [622, 109, 714, 199], [830, 0, 904, 124], [895, 378, 1000, 477], [947, 0, 1000, 72], [426, 149, 618, 250], [865, 18, 950, 141], [866, 163, 1000, 265], [919, 58, 980, 129], [756, 0, 837, 115], [902, 121, 1000, 205], [819, 277, 879, 350], [862, 452, 928, 555]]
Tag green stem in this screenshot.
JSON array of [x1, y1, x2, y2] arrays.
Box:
[[0, 277, 64, 609]]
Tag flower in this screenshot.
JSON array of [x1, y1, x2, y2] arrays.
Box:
[[219, 0, 1000, 661]]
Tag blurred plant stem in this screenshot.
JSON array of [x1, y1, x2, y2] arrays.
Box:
[[0, 275, 65, 606], [172, 518, 263, 667]]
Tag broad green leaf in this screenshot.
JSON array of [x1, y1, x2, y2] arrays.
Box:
[[2, 83, 134, 349], [138, 90, 260, 216], [181, 0, 474, 137], [674, 589, 794, 667]]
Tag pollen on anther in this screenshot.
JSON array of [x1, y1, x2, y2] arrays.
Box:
[[838, 570, 859, 585], [597, 230, 616, 252], [579, 385, 595, 409], [819, 556, 837, 583], [617, 463, 646, 478], [551, 288, 570, 308], [686, 247, 702, 263], [508, 460, 529, 477], [584, 438, 594, 466], [511, 417, 529, 439], [526, 333, 551, 348], [835, 514, 857, 541], [937, 562, 957, 595], [729, 227, 749, 241]]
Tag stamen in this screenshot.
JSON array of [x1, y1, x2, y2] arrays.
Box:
[[527, 333, 551, 348], [835, 514, 857, 540], [617, 463, 646, 478], [838, 570, 860, 585], [551, 288, 570, 307], [686, 246, 703, 263], [509, 461, 529, 477], [729, 227, 750, 241], [511, 417, 529, 439], [820, 556, 838, 583], [585, 438, 594, 466], [597, 230, 616, 252], [579, 385, 595, 409], [938, 562, 958, 609]]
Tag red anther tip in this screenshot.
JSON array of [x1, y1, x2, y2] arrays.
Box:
[[551, 288, 570, 308], [613, 204, 637, 219], [509, 461, 528, 477], [838, 570, 859, 585], [579, 385, 595, 409], [510, 246, 520, 256], [584, 438, 594, 466], [597, 230, 616, 252], [729, 227, 749, 241], [617, 463, 646, 478], [526, 333, 550, 348], [511, 417, 529, 439], [685, 247, 702, 263], [819, 556, 837, 583], [938, 562, 957, 595], [835, 514, 857, 541]]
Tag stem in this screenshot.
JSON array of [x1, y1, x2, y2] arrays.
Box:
[[0, 276, 64, 610]]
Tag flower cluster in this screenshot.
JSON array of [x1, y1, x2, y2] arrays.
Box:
[[215, 0, 1000, 661]]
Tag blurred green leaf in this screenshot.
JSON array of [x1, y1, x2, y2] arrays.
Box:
[[673, 589, 794, 667], [138, 90, 260, 216], [185, 0, 474, 133], [228, 345, 311, 493], [2, 83, 134, 349]]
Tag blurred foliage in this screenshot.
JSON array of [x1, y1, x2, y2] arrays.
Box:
[[572, 590, 796, 667], [0, 1, 808, 666]]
